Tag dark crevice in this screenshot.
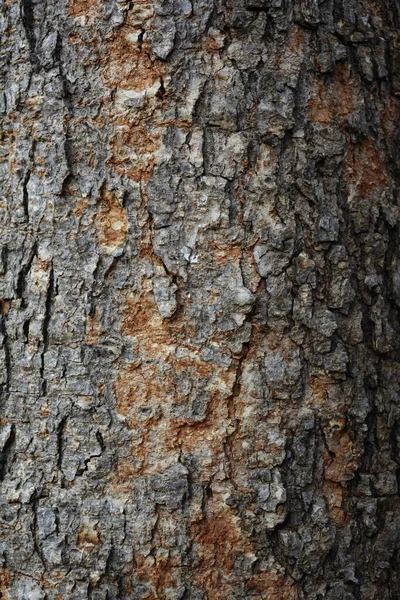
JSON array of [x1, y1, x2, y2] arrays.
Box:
[[22, 170, 31, 222], [117, 574, 126, 600], [57, 415, 68, 471], [23, 319, 30, 343], [40, 264, 54, 395], [96, 430, 105, 452], [87, 581, 93, 600], [246, 5, 270, 14], [137, 27, 145, 51], [0, 424, 15, 482], [1, 245, 8, 274], [16, 240, 38, 308], [0, 315, 11, 406], [31, 495, 47, 570], [54, 507, 60, 536], [76, 450, 103, 477], [155, 75, 166, 101], [21, 139, 37, 222], [20, 0, 39, 70]]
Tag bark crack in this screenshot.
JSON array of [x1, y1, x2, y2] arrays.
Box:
[[40, 263, 54, 395]]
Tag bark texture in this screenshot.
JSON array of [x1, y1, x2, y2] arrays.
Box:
[[1, 0, 400, 598]]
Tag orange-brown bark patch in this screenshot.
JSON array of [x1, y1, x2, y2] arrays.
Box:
[[117, 316, 231, 476], [308, 80, 331, 125], [366, 0, 387, 19], [68, 1, 169, 189], [115, 459, 138, 482], [85, 308, 102, 345], [331, 63, 356, 117], [121, 287, 168, 341], [104, 38, 166, 93], [191, 511, 249, 599], [286, 25, 307, 55], [122, 283, 185, 349], [114, 361, 173, 419], [40, 403, 49, 417], [308, 64, 356, 125], [380, 97, 400, 142], [77, 526, 100, 550], [344, 138, 389, 200], [174, 357, 212, 378], [117, 282, 241, 479], [209, 244, 242, 265], [323, 426, 360, 483], [114, 362, 173, 474], [133, 551, 177, 600], [113, 459, 141, 492], [203, 36, 224, 53], [95, 189, 128, 253], [247, 571, 299, 599], [323, 481, 346, 524], [0, 299, 10, 315], [0, 569, 12, 589], [68, 0, 100, 18], [74, 196, 90, 217], [100, 9, 169, 186], [306, 376, 337, 409], [107, 122, 160, 183], [166, 389, 230, 470]]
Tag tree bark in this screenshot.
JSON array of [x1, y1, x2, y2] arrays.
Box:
[[0, 0, 400, 598]]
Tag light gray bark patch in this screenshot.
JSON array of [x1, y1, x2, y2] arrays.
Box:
[[152, 275, 178, 318]]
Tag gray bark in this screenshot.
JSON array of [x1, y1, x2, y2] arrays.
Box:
[[0, 0, 400, 598]]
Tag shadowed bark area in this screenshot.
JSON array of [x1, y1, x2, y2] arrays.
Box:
[[0, 0, 400, 598]]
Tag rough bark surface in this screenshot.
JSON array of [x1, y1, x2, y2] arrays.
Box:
[[0, 0, 400, 598]]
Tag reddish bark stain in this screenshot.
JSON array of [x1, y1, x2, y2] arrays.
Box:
[[308, 64, 357, 125], [68, 0, 100, 18], [104, 37, 165, 93], [95, 189, 128, 253], [247, 572, 299, 599], [344, 138, 389, 200], [101, 15, 168, 186], [0, 568, 12, 588], [323, 481, 346, 524], [323, 421, 360, 484], [286, 25, 307, 55], [380, 97, 400, 143], [85, 307, 103, 345], [191, 513, 247, 599], [77, 526, 101, 551]]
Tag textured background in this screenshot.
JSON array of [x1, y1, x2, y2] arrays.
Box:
[[0, 0, 400, 598]]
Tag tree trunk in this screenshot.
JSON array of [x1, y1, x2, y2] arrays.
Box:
[[0, 0, 400, 598]]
